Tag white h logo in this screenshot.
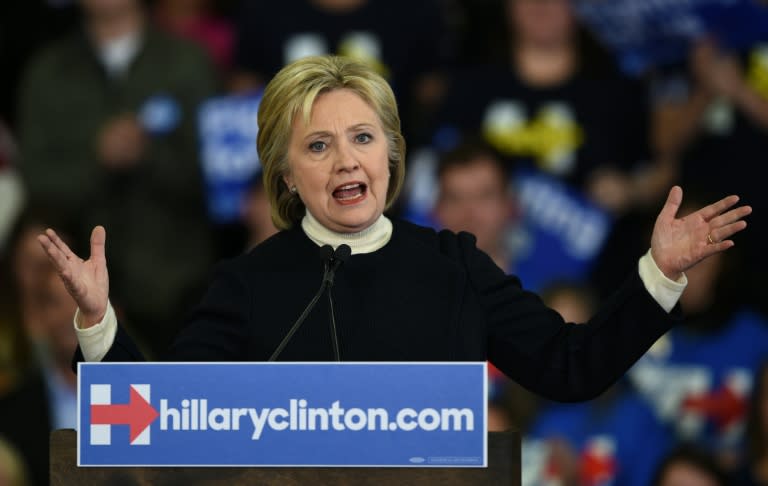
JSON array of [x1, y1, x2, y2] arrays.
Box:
[[90, 384, 153, 446]]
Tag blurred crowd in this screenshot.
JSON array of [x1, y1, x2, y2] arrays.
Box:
[[1, 0, 767, 485]]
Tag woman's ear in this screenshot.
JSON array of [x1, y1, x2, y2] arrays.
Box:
[[282, 174, 293, 190]]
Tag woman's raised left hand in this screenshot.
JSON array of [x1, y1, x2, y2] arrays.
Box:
[[650, 186, 751, 280]]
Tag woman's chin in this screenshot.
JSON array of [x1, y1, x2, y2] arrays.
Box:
[[327, 210, 380, 233]]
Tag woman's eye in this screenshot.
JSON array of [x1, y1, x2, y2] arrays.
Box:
[[355, 133, 372, 143], [309, 141, 326, 152]]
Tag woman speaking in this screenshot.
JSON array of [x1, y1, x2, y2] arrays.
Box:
[[39, 56, 750, 402]]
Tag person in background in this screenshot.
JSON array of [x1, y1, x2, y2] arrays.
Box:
[[18, 0, 217, 356], [539, 281, 595, 325], [6, 213, 56, 351], [426, 0, 673, 215], [413, 0, 676, 297], [433, 138, 519, 272], [205, 171, 280, 258], [0, 251, 27, 400], [0, 118, 25, 254], [240, 172, 279, 252], [652, 444, 730, 486], [0, 122, 27, 396], [230, 0, 453, 144], [0, 213, 80, 486], [650, 36, 768, 315], [734, 360, 768, 485], [0, 280, 25, 399]]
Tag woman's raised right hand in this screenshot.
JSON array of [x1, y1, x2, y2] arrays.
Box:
[[38, 225, 109, 329]]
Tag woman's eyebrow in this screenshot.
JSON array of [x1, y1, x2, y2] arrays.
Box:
[[347, 123, 375, 131], [302, 123, 376, 141], [302, 130, 333, 141]]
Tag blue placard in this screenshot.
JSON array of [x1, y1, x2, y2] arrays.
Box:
[[574, 0, 768, 76], [511, 169, 612, 292], [198, 91, 263, 224], [78, 362, 487, 467]]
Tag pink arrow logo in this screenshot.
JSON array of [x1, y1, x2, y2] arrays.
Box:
[[91, 385, 159, 443]]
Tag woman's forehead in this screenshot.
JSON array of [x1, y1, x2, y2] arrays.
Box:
[[293, 89, 380, 130]]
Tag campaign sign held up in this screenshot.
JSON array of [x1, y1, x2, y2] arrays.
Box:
[[573, 0, 768, 76], [197, 92, 262, 224], [78, 362, 487, 467]]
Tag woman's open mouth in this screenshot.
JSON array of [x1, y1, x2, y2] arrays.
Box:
[[332, 182, 368, 205]]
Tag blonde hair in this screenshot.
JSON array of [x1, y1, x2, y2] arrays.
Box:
[[258, 55, 406, 230]]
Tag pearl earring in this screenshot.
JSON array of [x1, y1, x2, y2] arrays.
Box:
[[290, 186, 297, 194]]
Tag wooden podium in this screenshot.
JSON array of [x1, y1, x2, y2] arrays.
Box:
[[50, 429, 520, 485]]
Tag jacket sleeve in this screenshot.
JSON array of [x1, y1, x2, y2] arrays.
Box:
[[456, 231, 681, 402], [161, 258, 253, 361]]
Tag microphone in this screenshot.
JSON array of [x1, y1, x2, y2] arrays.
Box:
[[268, 244, 335, 361], [268, 244, 350, 361], [326, 244, 350, 361]]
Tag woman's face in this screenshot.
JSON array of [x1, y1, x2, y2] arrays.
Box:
[[12, 225, 50, 299], [658, 462, 720, 486], [284, 89, 390, 233], [508, 0, 574, 47]]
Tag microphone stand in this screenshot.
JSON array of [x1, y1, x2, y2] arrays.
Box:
[[325, 244, 350, 361], [268, 244, 350, 362]]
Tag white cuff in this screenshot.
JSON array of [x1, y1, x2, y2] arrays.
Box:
[[638, 249, 688, 313], [73, 301, 118, 362]]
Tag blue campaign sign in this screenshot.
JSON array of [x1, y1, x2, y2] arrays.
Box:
[[198, 91, 262, 224], [78, 362, 487, 467], [512, 169, 612, 292], [574, 0, 768, 76]]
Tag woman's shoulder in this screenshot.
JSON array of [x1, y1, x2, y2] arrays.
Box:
[[391, 219, 512, 292], [391, 218, 480, 260]]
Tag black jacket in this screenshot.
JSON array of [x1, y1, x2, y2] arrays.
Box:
[[82, 219, 679, 402]]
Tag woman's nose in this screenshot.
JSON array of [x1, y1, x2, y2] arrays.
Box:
[[334, 141, 360, 172]]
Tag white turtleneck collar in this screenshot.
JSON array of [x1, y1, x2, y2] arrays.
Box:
[[301, 211, 393, 255]]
